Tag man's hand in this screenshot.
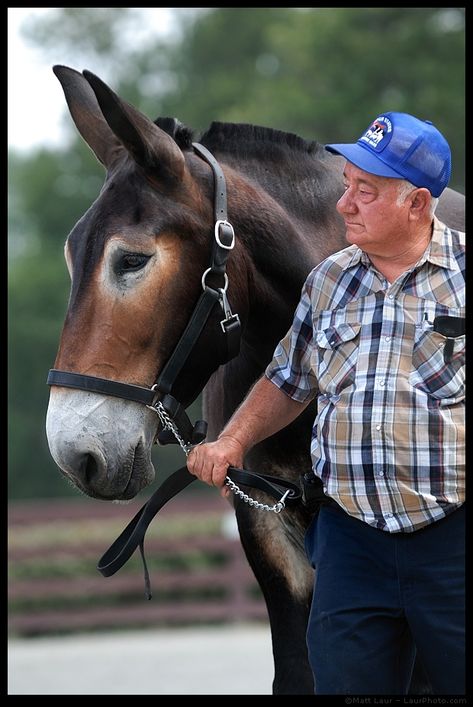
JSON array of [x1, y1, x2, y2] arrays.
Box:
[[187, 435, 245, 498], [186, 375, 308, 498]]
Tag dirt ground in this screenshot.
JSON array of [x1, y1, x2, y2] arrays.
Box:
[[8, 623, 274, 695]]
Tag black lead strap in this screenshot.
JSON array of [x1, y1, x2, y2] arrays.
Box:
[[97, 465, 302, 598], [97, 466, 197, 599]]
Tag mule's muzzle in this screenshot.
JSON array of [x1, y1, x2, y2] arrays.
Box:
[[58, 443, 155, 501]]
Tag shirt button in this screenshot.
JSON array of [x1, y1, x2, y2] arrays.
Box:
[[376, 425, 382, 431], [386, 513, 393, 518], [385, 336, 391, 342], [378, 471, 384, 476], [388, 294, 394, 299], [379, 380, 385, 386]]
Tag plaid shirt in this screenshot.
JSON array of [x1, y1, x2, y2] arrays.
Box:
[[265, 217, 465, 532]]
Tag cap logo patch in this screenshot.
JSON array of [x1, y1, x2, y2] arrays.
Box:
[[325, 111, 451, 196], [359, 116, 392, 151]]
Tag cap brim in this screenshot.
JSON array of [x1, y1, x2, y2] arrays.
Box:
[[325, 143, 405, 181]]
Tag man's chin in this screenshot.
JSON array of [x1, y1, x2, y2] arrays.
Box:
[[345, 225, 366, 245]]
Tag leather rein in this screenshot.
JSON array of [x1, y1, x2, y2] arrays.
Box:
[[47, 142, 302, 598]]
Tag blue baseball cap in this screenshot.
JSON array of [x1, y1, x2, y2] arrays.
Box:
[[325, 112, 451, 197]]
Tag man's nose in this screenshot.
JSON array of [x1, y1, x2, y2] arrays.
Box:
[[336, 189, 355, 214]]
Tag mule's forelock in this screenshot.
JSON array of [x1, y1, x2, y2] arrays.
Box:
[[154, 117, 195, 151]]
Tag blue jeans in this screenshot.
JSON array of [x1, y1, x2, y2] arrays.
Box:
[[304, 502, 465, 694]]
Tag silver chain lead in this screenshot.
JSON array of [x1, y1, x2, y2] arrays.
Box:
[[148, 401, 193, 455], [147, 400, 288, 513], [224, 477, 290, 513]]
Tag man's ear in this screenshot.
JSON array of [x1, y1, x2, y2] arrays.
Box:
[[408, 188, 432, 221]]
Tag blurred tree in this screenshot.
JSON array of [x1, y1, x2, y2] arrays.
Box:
[[9, 7, 464, 498], [151, 7, 464, 189], [8, 147, 100, 498], [20, 7, 465, 188]]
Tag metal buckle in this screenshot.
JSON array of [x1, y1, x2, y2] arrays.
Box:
[[215, 220, 235, 250]]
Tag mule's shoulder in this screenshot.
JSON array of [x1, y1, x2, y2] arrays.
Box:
[[436, 187, 465, 232]]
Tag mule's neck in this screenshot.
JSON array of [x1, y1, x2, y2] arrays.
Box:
[[222, 160, 345, 361]]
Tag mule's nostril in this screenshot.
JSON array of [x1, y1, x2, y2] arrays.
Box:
[[69, 451, 102, 490], [84, 453, 99, 485], [69, 451, 112, 498]]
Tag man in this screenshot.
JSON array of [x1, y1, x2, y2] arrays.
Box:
[[187, 112, 465, 694]]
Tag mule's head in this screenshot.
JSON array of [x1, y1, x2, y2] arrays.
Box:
[[46, 67, 244, 500]]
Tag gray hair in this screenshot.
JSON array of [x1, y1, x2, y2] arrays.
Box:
[[396, 179, 438, 216]]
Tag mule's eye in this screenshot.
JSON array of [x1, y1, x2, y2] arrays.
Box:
[[116, 253, 151, 275]]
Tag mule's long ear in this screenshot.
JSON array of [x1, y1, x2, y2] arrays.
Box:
[[53, 65, 123, 168], [83, 69, 185, 185]]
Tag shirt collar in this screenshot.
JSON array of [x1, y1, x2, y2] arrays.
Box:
[[342, 246, 369, 271], [425, 216, 460, 271], [341, 217, 459, 273]]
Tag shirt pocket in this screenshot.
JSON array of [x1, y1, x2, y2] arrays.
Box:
[[409, 327, 465, 404], [314, 322, 361, 395]]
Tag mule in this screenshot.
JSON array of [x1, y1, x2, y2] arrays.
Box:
[[46, 66, 465, 694]]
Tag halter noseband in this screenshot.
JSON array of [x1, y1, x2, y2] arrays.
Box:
[[47, 142, 241, 447]]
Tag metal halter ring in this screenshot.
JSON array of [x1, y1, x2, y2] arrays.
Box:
[[201, 268, 228, 292]]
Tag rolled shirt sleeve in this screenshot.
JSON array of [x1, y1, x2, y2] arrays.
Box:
[[265, 277, 318, 402]]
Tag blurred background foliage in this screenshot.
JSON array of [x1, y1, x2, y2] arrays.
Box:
[[8, 7, 465, 499]]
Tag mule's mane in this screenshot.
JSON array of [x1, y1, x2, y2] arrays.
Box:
[[154, 116, 325, 162], [200, 121, 322, 159], [153, 116, 339, 238]]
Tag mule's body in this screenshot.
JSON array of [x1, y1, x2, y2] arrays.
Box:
[[46, 67, 464, 694]]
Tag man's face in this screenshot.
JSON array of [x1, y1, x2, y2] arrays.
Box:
[[336, 162, 414, 257]]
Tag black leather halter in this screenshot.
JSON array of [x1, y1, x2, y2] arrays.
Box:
[[47, 143, 302, 597], [48, 142, 241, 444]]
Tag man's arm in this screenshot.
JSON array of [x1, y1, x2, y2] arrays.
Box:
[[186, 374, 312, 489]]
